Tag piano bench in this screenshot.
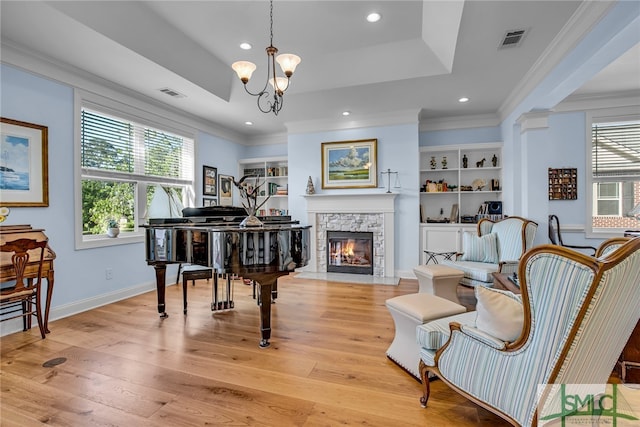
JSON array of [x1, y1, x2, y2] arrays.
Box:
[[181, 267, 213, 314]]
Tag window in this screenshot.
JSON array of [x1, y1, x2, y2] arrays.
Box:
[[588, 115, 640, 234], [77, 101, 194, 247]]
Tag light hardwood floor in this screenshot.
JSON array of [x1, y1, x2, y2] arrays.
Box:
[[1, 275, 509, 426]]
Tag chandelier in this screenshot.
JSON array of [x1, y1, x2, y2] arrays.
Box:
[[231, 0, 301, 115]]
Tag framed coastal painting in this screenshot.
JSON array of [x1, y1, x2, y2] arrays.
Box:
[[219, 174, 233, 206], [203, 165, 218, 196], [0, 118, 49, 206], [321, 139, 377, 189]]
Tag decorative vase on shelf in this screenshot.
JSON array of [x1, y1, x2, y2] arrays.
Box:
[[306, 176, 315, 194], [430, 156, 436, 169], [107, 227, 120, 238], [462, 154, 468, 168], [106, 219, 120, 237], [492, 154, 498, 167], [442, 156, 448, 169]]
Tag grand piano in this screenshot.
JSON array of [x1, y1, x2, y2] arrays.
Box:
[[144, 206, 311, 347]]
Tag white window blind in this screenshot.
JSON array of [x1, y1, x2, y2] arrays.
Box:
[[81, 108, 194, 185], [592, 121, 640, 181]]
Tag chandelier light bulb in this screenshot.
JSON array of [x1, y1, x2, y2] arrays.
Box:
[[276, 54, 301, 77], [269, 77, 289, 93], [232, 61, 257, 83]]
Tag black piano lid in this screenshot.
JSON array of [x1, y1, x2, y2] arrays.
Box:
[[182, 206, 247, 218]]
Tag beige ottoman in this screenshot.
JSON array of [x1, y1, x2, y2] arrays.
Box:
[[386, 293, 466, 379], [413, 264, 464, 304]]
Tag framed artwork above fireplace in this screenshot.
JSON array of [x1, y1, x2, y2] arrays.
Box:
[[321, 138, 377, 189]]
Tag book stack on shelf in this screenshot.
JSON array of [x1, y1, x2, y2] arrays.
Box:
[[268, 208, 288, 216], [242, 167, 265, 177], [476, 201, 504, 222], [276, 185, 288, 196], [267, 166, 288, 176]]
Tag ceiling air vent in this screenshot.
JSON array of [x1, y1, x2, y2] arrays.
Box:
[[159, 87, 186, 98], [499, 29, 527, 49]]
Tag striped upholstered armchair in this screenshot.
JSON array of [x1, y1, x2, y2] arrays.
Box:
[[442, 216, 538, 287], [417, 237, 640, 426]]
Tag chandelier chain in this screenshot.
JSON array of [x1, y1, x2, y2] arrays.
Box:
[[269, 0, 274, 47], [231, 0, 299, 115]]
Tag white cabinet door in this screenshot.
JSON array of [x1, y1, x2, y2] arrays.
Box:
[[419, 225, 476, 264]]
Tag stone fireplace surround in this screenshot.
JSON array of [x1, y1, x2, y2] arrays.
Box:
[[302, 193, 397, 278]]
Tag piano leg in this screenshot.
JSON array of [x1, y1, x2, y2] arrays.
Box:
[[256, 280, 272, 348], [246, 271, 289, 348], [153, 264, 169, 319]]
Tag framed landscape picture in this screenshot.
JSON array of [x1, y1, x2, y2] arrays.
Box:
[[0, 117, 49, 206], [321, 139, 377, 189], [202, 165, 217, 196]]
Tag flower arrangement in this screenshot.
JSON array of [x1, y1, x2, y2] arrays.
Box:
[[232, 175, 271, 226]]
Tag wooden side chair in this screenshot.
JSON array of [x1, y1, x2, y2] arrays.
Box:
[[0, 238, 48, 338], [548, 214, 596, 256]]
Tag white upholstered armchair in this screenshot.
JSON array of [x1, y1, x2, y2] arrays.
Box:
[[442, 216, 538, 287], [417, 237, 640, 426]]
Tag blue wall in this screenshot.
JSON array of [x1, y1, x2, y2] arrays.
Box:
[[419, 126, 501, 147], [0, 64, 244, 328], [288, 123, 420, 273]]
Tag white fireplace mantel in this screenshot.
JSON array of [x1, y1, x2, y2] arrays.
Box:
[[303, 193, 397, 278], [303, 193, 397, 213]]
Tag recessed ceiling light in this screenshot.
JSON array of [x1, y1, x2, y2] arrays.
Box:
[[366, 12, 381, 23], [342, 111, 351, 116], [458, 97, 469, 103], [240, 42, 252, 50], [245, 121, 253, 126]]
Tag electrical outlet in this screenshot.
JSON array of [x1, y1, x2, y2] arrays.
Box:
[[105, 268, 113, 280]]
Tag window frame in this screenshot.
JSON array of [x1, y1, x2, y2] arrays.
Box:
[[74, 91, 195, 249], [585, 107, 640, 238]]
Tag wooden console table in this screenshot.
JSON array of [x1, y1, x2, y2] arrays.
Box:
[[492, 272, 520, 294], [0, 225, 56, 333]]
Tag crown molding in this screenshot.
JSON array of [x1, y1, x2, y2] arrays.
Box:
[[497, 1, 615, 121], [285, 109, 420, 135], [1, 40, 248, 145], [555, 90, 640, 113]]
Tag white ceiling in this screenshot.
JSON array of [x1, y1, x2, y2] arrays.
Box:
[[1, 1, 638, 141]]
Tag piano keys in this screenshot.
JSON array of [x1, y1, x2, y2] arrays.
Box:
[[0, 224, 56, 333], [144, 208, 310, 347]]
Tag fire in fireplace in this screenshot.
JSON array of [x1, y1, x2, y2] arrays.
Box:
[[327, 231, 374, 275]]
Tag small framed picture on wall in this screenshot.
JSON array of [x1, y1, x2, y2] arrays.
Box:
[[219, 174, 233, 206], [203, 197, 218, 207], [203, 165, 217, 196]]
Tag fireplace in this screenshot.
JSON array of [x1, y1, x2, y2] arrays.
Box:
[[326, 231, 374, 275]]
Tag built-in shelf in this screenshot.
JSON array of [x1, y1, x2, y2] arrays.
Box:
[[419, 142, 503, 224], [238, 156, 288, 216]]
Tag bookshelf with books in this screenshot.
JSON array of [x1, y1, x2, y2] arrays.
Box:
[[238, 156, 289, 216]]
